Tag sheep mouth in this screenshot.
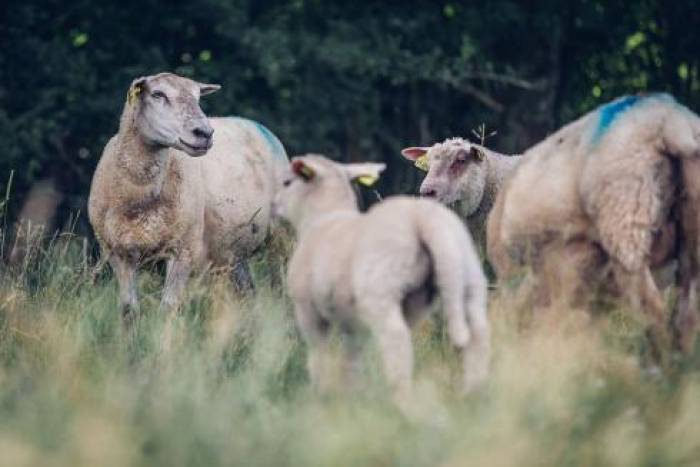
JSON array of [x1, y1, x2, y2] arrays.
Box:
[[179, 138, 211, 155]]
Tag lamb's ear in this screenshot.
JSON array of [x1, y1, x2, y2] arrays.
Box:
[[470, 146, 485, 162], [344, 162, 386, 187], [127, 76, 148, 105], [291, 158, 316, 182], [199, 83, 222, 96], [401, 147, 429, 161]]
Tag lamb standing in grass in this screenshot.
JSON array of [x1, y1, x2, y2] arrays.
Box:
[[88, 73, 288, 320], [401, 139, 521, 252], [487, 93, 700, 357], [274, 154, 489, 403]]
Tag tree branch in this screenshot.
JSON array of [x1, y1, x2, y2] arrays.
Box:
[[461, 72, 547, 90], [454, 81, 505, 113]]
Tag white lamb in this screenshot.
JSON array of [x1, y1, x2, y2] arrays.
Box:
[[273, 154, 490, 404]]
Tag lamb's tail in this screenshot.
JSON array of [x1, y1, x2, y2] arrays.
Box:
[[416, 206, 490, 391]]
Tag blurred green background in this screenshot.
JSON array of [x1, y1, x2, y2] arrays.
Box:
[[1, 0, 699, 233], [2, 5, 700, 465]]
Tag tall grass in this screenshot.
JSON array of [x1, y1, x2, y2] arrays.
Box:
[[0, 233, 699, 467]]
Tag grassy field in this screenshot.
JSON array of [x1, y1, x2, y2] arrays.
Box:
[[0, 236, 699, 467]]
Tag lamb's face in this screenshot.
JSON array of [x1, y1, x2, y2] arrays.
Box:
[[273, 158, 323, 227], [402, 139, 487, 215], [129, 73, 221, 156], [273, 155, 385, 229]]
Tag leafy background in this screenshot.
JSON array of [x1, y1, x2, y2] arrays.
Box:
[[2, 3, 700, 466], [1, 0, 699, 228]]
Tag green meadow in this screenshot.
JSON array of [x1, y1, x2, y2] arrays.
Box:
[[0, 236, 698, 467]]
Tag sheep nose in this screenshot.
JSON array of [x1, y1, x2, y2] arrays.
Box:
[[421, 189, 437, 198], [192, 124, 214, 140]]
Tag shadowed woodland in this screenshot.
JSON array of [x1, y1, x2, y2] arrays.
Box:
[[2, 2, 700, 466], [2, 0, 700, 235]]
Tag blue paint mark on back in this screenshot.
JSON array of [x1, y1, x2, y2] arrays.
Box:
[[254, 121, 288, 162], [228, 116, 288, 162], [591, 95, 642, 144]]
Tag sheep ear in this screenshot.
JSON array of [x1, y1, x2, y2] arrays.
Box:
[[344, 163, 386, 187], [401, 147, 431, 172], [401, 147, 429, 161], [127, 77, 148, 105], [199, 83, 221, 96], [470, 146, 485, 162], [291, 158, 316, 182]]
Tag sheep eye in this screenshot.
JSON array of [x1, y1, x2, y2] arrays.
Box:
[[283, 179, 293, 187], [151, 91, 167, 100]]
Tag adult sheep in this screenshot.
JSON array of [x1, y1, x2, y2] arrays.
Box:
[[401, 139, 521, 253], [88, 73, 288, 320], [274, 155, 490, 406], [487, 93, 700, 357]]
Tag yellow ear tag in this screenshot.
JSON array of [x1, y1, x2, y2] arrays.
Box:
[[127, 86, 141, 105], [298, 164, 315, 180], [414, 154, 429, 172], [356, 174, 379, 187]]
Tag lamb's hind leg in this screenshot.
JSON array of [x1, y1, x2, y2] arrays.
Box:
[[437, 268, 490, 393], [461, 283, 490, 393], [109, 255, 139, 325], [358, 298, 413, 406], [294, 300, 332, 392]]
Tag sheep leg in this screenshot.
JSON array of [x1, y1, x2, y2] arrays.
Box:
[[539, 239, 606, 308], [486, 186, 512, 279], [673, 273, 699, 355], [294, 300, 332, 392], [672, 161, 700, 355], [160, 257, 192, 313], [613, 264, 670, 365], [232, 259, 255, 293], [340, 326, 364, 390], [360, 301, 413, 406], [109, 255, 139, 324], [530, 251, 554, 309], [461, 285, 490, 393]]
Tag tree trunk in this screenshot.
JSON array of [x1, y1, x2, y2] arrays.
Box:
[[8, 177, 63, 265]]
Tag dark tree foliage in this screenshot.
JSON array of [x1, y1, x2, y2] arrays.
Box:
[[1, 0, 698, 228]]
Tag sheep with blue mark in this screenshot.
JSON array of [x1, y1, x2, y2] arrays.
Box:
[[88, 73, 289, 321], [487, 93, 700, 359]]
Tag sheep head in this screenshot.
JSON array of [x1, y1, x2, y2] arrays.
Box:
[[274, 155, 386, 230], [401, 138, 487, 215], [126, 72, 221, 157]]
